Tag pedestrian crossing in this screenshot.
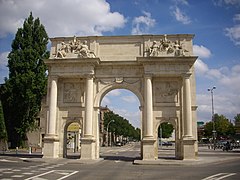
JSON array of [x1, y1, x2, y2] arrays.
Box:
[[0, 162, 78, 180]]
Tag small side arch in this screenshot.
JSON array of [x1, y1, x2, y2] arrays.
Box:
[[63, 119, 82, 158]]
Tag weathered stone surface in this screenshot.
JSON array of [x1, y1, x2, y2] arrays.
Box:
[[41, 34, 198, 160]]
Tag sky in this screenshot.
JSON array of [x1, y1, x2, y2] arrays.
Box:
[[0, 0, 240, 128]]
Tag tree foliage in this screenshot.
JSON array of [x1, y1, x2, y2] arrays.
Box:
[[103, 111, 140, 141], [204, 114, 235, 139], [0, 101, 8, 141], [234, 114, 240, 123], [158, 122, 174, 138], [0, 12, 49, 147]]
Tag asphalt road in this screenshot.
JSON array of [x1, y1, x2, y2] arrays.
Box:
[[0, 143, 240, 180]]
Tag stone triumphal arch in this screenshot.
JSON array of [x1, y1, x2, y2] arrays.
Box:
[[42, 34, 198, 160]]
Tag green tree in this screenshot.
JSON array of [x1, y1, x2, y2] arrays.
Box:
[[234, 114, 240, 136], [103, 111, 140, 141], [234, 114, 240, 123], [204, 114, 235, 139], [1, 12, 49, 147], [158, 122, 174, 138], [204, 121, 213, 137], [0, 100, 8, 148]]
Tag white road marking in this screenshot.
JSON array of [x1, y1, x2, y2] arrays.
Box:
[[25, 170, 55, 180], [11, 175, 24, 178], [202, 173, 237, 180], [0, 159, 17, 163], [24, 170, 78, 180], [57, 171, 78, 180]]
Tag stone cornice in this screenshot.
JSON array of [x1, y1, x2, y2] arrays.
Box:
[[137, 56, 198, 65], [50, 34, 195, 41], [44, 58, 100, 66]]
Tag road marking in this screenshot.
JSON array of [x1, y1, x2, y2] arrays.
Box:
[[0, 159, 17, 163], [11, 174, 24, 178], [25, 170, 78, 180], [25, 170, 55, 180], [202, 173, 236, 180], [57, 171, 78, 180]]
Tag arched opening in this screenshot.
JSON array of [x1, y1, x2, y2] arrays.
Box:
[[64, 122, 82, 159], [157, 122, 176, 160], [99, 88, 142, 161]]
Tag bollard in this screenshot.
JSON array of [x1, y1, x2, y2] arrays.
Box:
[[29, 147, 32, 154], [16, 147, 18, 154]]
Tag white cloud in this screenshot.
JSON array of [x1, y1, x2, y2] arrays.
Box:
[[197, 92, 240, 122], [174, 0, 189, 6], [194, 59, 209, 75], [225, 25, 240, 46], [121, 96, 137, 103], [233, 14, 240, 21], [224, 14, 240, 45], [172, 6, 191, 25], [131, 11, 155, 35], [224, 0, 240, 5], [0, 51, 9, 83], [193, 45, 212, 59], [0, 0, 126, 38], [213, 0, 240, 6], [113, 107, 141, 128], [219, 64, 240, 92], [108, 89, 121, 96], [101, 96, 111, 105], [196, 63, 240, 122], [0, 51, 9, 68]]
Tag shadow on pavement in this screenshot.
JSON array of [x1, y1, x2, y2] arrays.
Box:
[[0, 153, 43, 158], [66, 155, 80, 159], [101, 155, 141, 162]]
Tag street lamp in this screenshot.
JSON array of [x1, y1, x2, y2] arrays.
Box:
[[106, 120, 115, 146], [208, 86, 216, 150]]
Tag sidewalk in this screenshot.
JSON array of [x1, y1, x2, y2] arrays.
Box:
[[134, 146, 240, 165]]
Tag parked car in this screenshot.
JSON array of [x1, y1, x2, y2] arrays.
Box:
[[162, 141, 173, 146], [115, 142, 122, 146]]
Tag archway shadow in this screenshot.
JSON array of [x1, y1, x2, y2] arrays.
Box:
[[100, 155, 141, 162], [66, 155, 80, 159]]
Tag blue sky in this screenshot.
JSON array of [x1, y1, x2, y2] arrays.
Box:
[[0, 0, 240, 128]]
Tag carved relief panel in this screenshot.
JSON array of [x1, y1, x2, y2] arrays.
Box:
[[63, 82, 84, 103], [154, 80, 179, 103]]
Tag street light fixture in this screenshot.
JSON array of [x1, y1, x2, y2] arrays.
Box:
[[106, 120, 115, 146], [208, 86, 216, 150]]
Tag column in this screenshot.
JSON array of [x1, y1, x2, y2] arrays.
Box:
[[48, 76, 58, 136], [43, 76, 59, 158], [141, 74, 155, 160], [81, 74, 95, 160], [144, 74, 153, 138], [84, 75, 94, 137], [183, 73, 193, 137]]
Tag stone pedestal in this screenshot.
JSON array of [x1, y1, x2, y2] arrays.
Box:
[[142, 138, 156, 160], [43, 135, 59, 158], [182, 138, 196, 160], [80, 137, 96, 160]]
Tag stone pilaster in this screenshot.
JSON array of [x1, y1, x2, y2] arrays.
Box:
[[43, 76, 59, 158], [84, 74, 94, 137], [142, 74, 155, 160], [182, 73, 196, 160], [81, 74, 95, 160], [183, 73, 193, 138], [144, 74, 153, 138]]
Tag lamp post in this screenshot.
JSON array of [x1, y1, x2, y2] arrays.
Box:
[[208, 86, 216, 150], [106, 120, 114, 146]]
